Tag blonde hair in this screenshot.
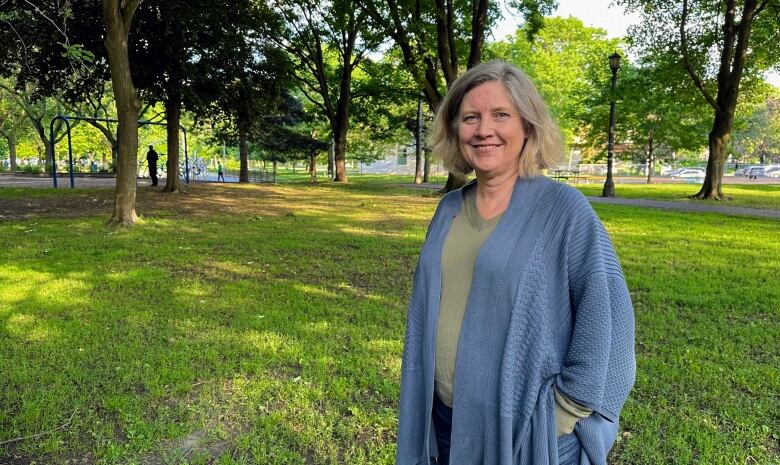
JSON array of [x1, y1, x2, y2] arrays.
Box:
[[430, 60, 564, 177]]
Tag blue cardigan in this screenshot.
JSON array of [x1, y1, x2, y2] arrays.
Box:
[[396, 176, 636, 465]]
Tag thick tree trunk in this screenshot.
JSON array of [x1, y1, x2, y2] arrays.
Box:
[[163, 98, 182, 192], [333, 126, 348, 182], [693, 110, 732, 200], [43, 137, 53, 174], [238, 125, 249, 183], [467, 0, 489, 69], [104, 0, 142, 226], [332, 94, 350, 182]]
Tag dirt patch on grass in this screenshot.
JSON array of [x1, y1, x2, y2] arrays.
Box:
[[0, 183, 292, 222]]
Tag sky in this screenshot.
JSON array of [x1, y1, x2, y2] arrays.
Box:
[[492, 0, 780, 87], [492, 0, 641, 41]]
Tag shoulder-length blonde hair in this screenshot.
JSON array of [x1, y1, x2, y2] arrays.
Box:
[[430, 60, 563, 177]]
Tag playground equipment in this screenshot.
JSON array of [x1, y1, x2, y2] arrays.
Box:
[[138, 156, 207, 181], [49, 115, 190, 188]]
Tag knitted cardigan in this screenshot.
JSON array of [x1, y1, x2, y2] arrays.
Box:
[[396, 176, 636, 465]]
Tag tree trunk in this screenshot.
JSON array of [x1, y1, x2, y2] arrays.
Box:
[[414, 97, 423, 184], [467, 0, 489, 69], [423, 148, 431, 183], [163, 97, 182, 192], [327, 140, 334, 179], [45, 138, 54, 174], [29, 121, 54, 174], [693, 110, 732, 200], [309, 153, 317, 182], [7, 134, 17, 173], [332, 91, 350, 182], [646, 134, 654, 184], [104, 0, 142, 226], [440, 172, 468, 192], [238, 124, 249, 183], [334, 126, 348, 182]]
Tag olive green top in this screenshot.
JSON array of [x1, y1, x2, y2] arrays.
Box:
[[435, 186, 502, 407], [435, 184, 593, 435]]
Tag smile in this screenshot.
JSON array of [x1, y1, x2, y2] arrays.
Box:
[[473, 144, 502, 149]]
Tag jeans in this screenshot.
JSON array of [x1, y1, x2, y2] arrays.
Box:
[[432, 394, 452, 465], [432, 394, 582, 465]]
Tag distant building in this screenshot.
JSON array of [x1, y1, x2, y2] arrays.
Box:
[[359, 144, 444, 177]]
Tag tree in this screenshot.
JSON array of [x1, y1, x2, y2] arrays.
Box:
[[619, 0, 780, 199], [359, 0, 556, 191], [575, 57, 712, 182], [129, 0, 265, 191], [490, 17, 621, 147], [732, 96, 780, 163], [102, 0, 143, 226], [0, 83, 28, 172], [193, 21, 292, 184], [270, 0, 383, 182]]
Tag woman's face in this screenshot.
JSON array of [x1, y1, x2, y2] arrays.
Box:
[[457, 80, 526, 179]]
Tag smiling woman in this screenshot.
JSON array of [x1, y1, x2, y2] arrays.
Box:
[[397, 60, 636, 465]]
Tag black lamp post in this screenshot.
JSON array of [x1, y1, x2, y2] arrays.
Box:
[[602, 52, 621, 197]]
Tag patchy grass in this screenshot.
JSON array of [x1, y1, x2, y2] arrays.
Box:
[[0, 182, 778, 465], [575, 183, 780, 210]]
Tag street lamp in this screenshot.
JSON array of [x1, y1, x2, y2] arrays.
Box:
[[602, 52, 621, 197]]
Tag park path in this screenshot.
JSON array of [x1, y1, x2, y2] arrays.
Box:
[[586, 196, 780, 219], [407, 182, 780, 220]]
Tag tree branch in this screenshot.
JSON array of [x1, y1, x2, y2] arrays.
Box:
[[680, 0, 718, 110], [0, 410, 77, 447]]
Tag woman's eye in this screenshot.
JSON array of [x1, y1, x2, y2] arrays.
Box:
[[463, 114, 478, 123], [495, 112, 510, 120]]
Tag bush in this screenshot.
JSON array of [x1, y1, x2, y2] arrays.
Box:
[[19, 164, 43, 174]]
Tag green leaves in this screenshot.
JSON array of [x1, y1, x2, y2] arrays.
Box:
[[58, 42, 95, 63]]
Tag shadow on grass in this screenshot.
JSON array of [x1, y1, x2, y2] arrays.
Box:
[[1, 184, 779, 465], [0, 185, 429, 464]]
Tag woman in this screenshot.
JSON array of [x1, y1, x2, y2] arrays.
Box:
[[395, 60, 635, 465]]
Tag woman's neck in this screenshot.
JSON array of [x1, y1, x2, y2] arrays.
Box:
[[474, 171, 518, 220]]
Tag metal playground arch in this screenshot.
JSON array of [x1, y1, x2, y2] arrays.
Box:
[[49, 115, 189, 188]]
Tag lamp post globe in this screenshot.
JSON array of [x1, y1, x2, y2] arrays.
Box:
[[602, 52, 621, 197]]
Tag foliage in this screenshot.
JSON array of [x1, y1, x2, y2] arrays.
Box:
[[583, 59, 712, 165], [617, 0, 780, 198], [731, 96, 780, 163], [489, 16, 621, 147]]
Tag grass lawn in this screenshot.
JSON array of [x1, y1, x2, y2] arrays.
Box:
[[575, 182, 780, 210], [0, 182, 778, 465]]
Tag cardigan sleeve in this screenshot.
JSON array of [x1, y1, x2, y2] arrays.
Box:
[[556, 192, 636, 423]]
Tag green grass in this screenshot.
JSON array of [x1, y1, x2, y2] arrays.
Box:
[[0, 187, 106, 199], [0, 182, 778, 464], [575, 183, 780, 210]]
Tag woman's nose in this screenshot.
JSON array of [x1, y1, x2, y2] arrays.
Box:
[[475, 117, 495, 137]]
